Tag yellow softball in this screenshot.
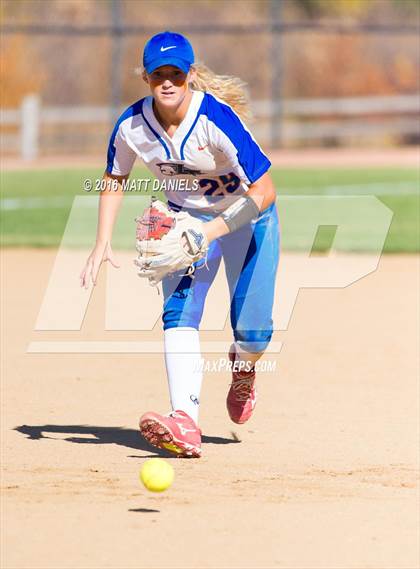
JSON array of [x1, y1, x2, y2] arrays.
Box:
[[139, 458, 174, 492]]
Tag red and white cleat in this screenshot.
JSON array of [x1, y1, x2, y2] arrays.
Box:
[[226, 344, 257, 424], [139, 410, 202, 458]]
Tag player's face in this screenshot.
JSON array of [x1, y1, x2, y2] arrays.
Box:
[[144, 65, 191, 108]]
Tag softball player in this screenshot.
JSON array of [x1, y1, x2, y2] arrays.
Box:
[[80, 31, 280, 458]]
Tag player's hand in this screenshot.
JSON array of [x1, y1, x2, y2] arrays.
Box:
[[79, 241, 120, 289]]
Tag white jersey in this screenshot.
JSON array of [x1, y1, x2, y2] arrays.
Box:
[[106, 90, 271, 212]]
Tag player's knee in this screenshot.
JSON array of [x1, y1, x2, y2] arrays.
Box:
[[162, 291, 202, 330], [234, 328, 273, 354], [162, 308, 200, 331]]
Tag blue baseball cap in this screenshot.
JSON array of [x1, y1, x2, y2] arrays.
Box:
[[143, 31, 194, 74]]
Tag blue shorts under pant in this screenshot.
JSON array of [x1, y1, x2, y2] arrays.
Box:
[[162, 202, 280, 353]]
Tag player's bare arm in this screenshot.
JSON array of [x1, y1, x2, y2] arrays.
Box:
[[79, 172, 127, 289]]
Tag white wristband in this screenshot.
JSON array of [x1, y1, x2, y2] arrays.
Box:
[[220, 196, 260, 232]]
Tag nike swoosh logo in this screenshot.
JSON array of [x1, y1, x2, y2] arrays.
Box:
[[198, 144, 208, 151], [176, 423, 196, 436], [160, 46, 177, 52]]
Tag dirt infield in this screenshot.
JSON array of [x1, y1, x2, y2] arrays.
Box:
[[1, 249, 419, 569]]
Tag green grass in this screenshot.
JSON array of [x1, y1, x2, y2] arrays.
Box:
[[1, 167, 418, 252]]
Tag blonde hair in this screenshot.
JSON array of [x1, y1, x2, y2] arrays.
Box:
[[190, 63, 252, 121]]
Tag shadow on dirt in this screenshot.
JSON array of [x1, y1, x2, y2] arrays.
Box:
[[128, 508, 160, 513], [14, 424, 240, 459]]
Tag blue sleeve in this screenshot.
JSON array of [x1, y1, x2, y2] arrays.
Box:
[[106, 99, 144, 175], [204, 93, 271, 184]]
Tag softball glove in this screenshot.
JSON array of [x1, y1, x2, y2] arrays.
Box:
[[134, 199, 208, 286]]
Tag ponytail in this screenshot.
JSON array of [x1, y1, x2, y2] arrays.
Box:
[[190, 63, 252, 121]]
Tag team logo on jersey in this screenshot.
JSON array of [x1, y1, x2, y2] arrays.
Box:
[[156, 162, 202, 177]]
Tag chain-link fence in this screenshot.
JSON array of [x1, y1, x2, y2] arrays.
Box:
[[1, 0, 419, 157]]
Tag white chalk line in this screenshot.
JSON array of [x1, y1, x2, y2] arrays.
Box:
[[1, 181, 418, 211], [27, 341, 283, 354]]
